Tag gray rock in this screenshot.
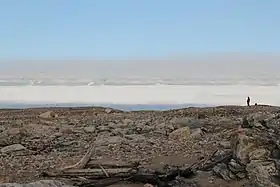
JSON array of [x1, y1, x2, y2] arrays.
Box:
[[126, 129, 136, 135], [6, 127, 26, 137], [190, 128, 204, 139], [0, 134, 9, 146], [141, 125, 154, 133], [60, 141, 77, 146], [52, 132, 63, 137], [164, 177, 199, 187], [213, 149, 229, 162], [275, 140, 280, 150], [154, 123, 172, 135], [166, 123, 175, 131], [228, 159, 245, 173], [273, 160, 280, 171], [116, 123, 129, 129], [105, 108, 112, 113], [155, 123, 166, 129], [220, 141, 231, 149], [169, 127, 191, 140], [122, 119, 133, 124], [39, 111, 58, 119], [232, 132, 255, 165], [213, 163, 232, 181], [95, 136, 125, 146], [143, 184, 153, 187], [107, 122, 117, 128], [246, 160, 277, 187], [0, 125, 5, 133], [271, 148, 280, 159], [246, 112, 275, 129], [97, 125, 110, 132], [1, 144, 26, 153], [83, 126, 96, 133], [134, 123, 144, 133], [125, 134, 146, 142], [112, 128, 129, 136], [242, 117, 251, 128], [236, 172, 247, 179], [59, 127, 73, 134], [172, 117, 205, 129], [229, 171, 237, 180]]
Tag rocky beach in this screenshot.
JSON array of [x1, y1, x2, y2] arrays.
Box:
[[1, 105, 280, 187]]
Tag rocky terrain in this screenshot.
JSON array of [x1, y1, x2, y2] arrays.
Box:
[[1, 105, 280, 187]]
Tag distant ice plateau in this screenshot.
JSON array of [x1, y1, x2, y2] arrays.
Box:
[[0, 54, 279, 86]]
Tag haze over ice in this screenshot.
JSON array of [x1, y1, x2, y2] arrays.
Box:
[[0, 1, 279, 109]]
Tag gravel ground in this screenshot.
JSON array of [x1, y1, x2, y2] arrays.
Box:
[[0, 105, 280, 187]]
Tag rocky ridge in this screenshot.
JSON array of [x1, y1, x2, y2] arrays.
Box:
[[0, 105, 280, 186]]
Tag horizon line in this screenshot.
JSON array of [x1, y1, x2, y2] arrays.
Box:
[[1, 52, 280, 61]]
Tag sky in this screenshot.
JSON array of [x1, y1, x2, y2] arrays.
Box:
[[0, 0, 279, 59]]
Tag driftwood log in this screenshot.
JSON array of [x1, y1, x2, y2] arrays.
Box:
[[42, 165, 195, 187], [43, 168, 137, 179], [86, 160, 139, 169], [41, 141, 232, 187]]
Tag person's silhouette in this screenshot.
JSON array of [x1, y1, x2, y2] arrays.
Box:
[[247, 97, 250, 106]]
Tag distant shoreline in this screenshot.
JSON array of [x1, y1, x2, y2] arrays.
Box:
[[0, 102, 213, 111], [0, 102, 273, 112]]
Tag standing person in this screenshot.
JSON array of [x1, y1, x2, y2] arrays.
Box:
[[247, 96, 250, 106]]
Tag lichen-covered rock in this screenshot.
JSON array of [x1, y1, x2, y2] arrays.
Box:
[[231, 127, 256, 165], [246, 112, 275, 129], [169, 127, 191, 140], [39, 111, 58, 119], [249, 148, 270, 161], [246, 160, 278, 187]]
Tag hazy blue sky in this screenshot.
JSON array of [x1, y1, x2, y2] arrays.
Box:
[[0, 0, 279, 59]]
